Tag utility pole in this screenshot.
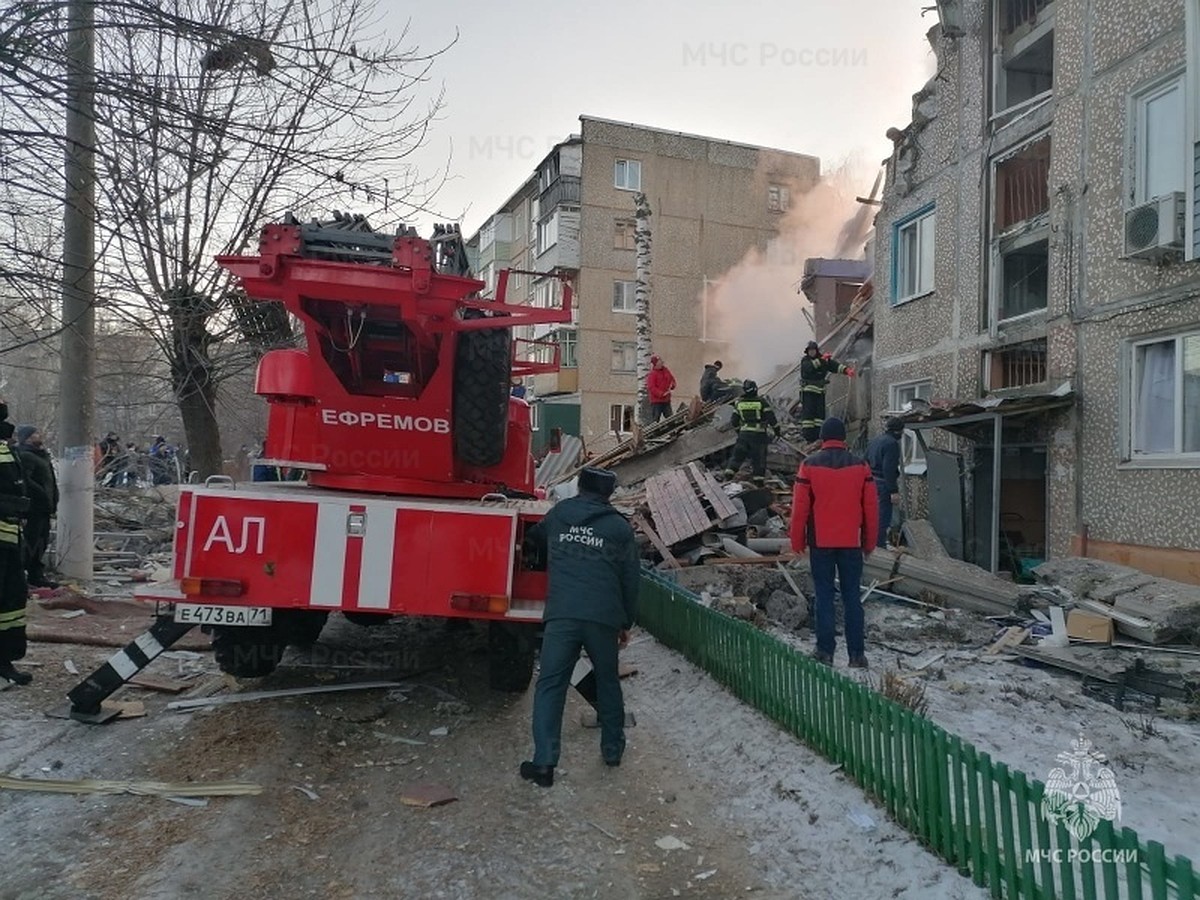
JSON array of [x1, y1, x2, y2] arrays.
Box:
[[633, 192, 653, 424], [57, 0, 96, 582]]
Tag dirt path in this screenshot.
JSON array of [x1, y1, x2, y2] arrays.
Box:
[[1, 616, 981, 899]]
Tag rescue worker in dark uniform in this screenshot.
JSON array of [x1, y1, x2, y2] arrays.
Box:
[[865, 417, 905, 549], [724, 380, 780, 486], [14, 425, 58, 587], [520, 466, 640, 787], [799, 340, 855, 443], [0, 401, 32, 685]]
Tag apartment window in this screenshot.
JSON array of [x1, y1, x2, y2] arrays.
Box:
[[768, 184, 791, 212], [1131, 75, 1185, 205], [529, 197, 539, 245], [997, 236, 1049, 320], [614, 159, 642, 191], [995, 137, 1050, 233], [892, 206, 935, 304], [479, 220, 496, 251], [1130, 331, 1200, 458], [611, 340, 636, 373], [614, 218, 637, 250], [533, 280, 556, 309], [536, 212, 558, 254], [481, 262, 496, 296], [558, 328, 578, 368], [994, 0, 1055, 115], [609, 403, 635, 435], [890, 380, 934, 469], [509, 271, 522, 296], [612, 280, 637, 313], [985, 338, 1048, 390]]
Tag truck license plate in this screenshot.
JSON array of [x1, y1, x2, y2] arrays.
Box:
[[174, 604, 273, 627]]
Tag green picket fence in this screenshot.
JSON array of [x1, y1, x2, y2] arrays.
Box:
[[637, 571, 1197, 900]]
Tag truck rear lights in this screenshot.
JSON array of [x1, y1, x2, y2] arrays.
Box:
[[450, 594, 510, 614], [180, 577, 245, 598]]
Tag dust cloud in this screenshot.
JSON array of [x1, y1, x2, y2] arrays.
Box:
[[703, 159, 876, 385]]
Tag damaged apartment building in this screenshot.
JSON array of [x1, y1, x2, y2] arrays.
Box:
[[466, 116, 819, 452], [873, 0, 1200, 583]]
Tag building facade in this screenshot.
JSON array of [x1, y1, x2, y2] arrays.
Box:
[[873, 0, 1200, 582], [468, 116, 820, 452]]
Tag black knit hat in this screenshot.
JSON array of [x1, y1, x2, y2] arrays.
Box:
[[578, 466, 617, 499], [15, 424, 36, 444], [885, 417, 905, 434], [820, 417, 847, 441]]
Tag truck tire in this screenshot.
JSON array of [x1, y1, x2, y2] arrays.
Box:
[[488, 620, 538, 693], [454, 319, 511, 468], [211, 626, 285, 678], [280, 610, 328, 646]]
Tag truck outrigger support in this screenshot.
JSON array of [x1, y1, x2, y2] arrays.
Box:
[[66, 617, 196, 722]]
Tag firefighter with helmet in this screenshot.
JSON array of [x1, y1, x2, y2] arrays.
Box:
[[724, 380, 779, 486], [799, 340, 855, 443]]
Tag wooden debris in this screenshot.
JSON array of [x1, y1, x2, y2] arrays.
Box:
[[0, 774, 262, 797], [986, 626, 1031, 655], [632, 514, 681, 570], [129, 673, 192, 694], [400, 784, 458, 808]]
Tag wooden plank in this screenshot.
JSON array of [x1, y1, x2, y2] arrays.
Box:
[[669, 468, 710, 536], [632, 514, 681, 569], [687, 462, 738, 520], [646, 472, 692, 546]]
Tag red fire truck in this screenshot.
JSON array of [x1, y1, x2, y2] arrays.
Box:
[[68, 215, 573, 718]]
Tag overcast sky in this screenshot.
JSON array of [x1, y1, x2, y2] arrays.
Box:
[[379, 0, 937, 235]]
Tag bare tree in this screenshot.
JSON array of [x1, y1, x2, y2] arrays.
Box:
[[633, 191, 653, 425], [0, 0, 450, 476]]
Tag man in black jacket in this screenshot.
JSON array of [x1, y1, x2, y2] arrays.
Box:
[[865, 418, 904, 549], [15, 425, 58, 588], [0, 401, 32, 685], [724, 380, 780, 487], [520, 467, 640, 787]]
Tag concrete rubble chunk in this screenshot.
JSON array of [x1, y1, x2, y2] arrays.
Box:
[[1032, 558, 1143, 600], [764, 590, 808, 631]]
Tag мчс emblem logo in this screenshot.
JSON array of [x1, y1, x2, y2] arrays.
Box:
[[1041, 734, 1122, 841]]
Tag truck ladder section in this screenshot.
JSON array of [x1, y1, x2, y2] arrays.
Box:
[[66, 618, 197, 722]]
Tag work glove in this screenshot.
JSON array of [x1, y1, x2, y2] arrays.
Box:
[[845, 366, 856, 377], [822, 353, 832, 361]]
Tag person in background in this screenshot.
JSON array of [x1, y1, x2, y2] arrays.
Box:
[[14, 425, 58, 588], [724, 380, 780, 487], [699, 360, 724, 402], [520, 466, 639, 787], [789, 417, 878, 669], [646, 355, 676, 423], [798, 340, 855, 443], [510, 378, 528, 400], [0, 400, 32, 685], [865, 417, 905, 549]]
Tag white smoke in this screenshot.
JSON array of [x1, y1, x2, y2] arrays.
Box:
[[704, 158, 876, 384]]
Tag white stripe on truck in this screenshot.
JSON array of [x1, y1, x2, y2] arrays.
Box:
[[357, 504, 396, 610], [309, 503, 347, 607]]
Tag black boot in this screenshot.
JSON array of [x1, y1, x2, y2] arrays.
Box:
[[519, 761, 554, 787], [0, 662, 32, 685]]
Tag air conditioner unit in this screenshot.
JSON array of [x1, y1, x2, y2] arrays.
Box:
[[1123, 192, 1185, 261]]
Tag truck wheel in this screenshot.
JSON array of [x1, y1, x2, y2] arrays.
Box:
[[280, 610, 328, 646], [488, 620, 538, 693], [211, 626, 285, 678], [454, 317, 511, 468]]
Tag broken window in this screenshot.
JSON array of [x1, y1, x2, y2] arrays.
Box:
[[610, 341, 636, 373], [985, 338, 1048, 390], [614, 218, 637, 250], [1130, 331, 1200, 457], [889, 379, 933, 469], [997, 237, 1049, 320], [609, 403, 635, 434], [768, 184, 790, 212], [994, 0, 1055, 115], [893, 206, 936, 303], [994, 137, 1050, 233]]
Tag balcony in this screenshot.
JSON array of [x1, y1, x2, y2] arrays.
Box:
[[539, 175, 581, 213]]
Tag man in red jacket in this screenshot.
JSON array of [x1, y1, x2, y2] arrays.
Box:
[[788, 417, 878, 668], [646, 355, 677, 423]]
